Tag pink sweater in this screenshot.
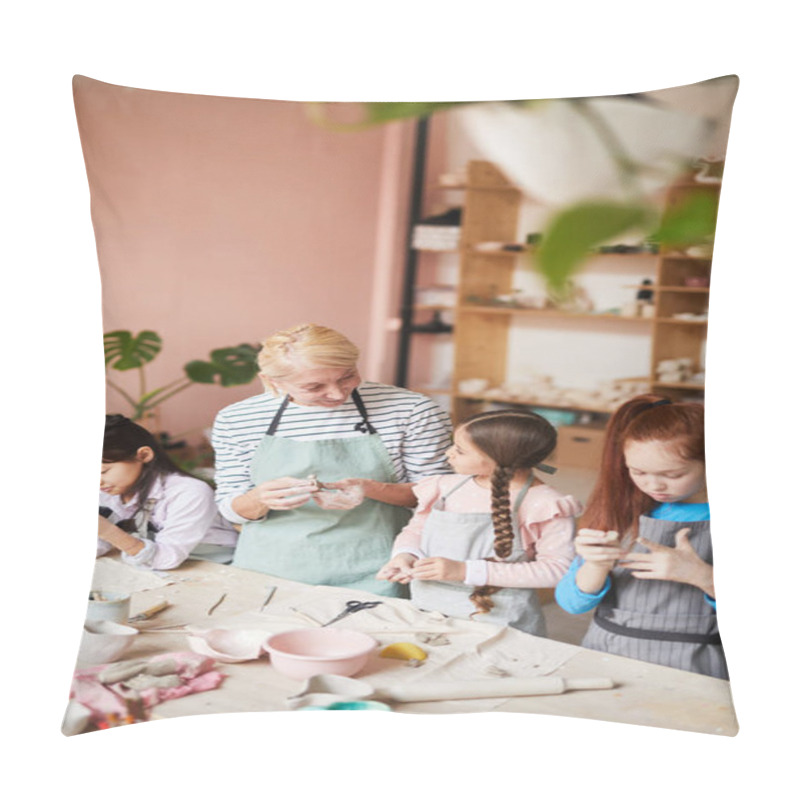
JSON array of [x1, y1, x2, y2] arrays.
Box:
[[392, 474, 580, 588]]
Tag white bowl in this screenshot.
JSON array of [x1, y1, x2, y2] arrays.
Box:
[[186, 628, 269, 663], [265, 628, 377, 680], [86, 591, 131, 624], [78, 620, 139, 665]]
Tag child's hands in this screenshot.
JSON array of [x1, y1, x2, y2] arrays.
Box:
[[574, 528, 626, 568], [376, 553, 417, 583], [412, 557, 466, 583], [621, 528, 715, 596]]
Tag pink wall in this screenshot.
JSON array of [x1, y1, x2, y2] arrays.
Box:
[[73, 76, 414, 442]]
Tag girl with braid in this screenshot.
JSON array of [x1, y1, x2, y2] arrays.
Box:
[[377, 410, 580, 635]]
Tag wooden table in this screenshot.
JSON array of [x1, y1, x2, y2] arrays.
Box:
[[81, 557, 738, 736]]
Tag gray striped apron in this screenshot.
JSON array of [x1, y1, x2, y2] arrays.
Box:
[[410, 474, 546, 636], [581, 515, 728, 678]]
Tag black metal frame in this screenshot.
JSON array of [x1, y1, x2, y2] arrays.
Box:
[[394, 117, 430, 387]]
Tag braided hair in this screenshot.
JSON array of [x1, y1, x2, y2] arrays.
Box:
[[457, 410, 557, 616]]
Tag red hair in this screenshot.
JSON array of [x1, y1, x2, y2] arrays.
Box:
[[581, 395, 705, 540]]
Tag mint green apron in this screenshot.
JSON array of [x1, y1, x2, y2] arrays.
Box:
[[232, 391, 411, 596]]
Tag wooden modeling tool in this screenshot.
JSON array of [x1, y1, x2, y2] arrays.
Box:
[[129, 601, 170, 622]]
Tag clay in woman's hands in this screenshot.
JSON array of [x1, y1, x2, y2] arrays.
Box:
[[311, 482, 365, 510]]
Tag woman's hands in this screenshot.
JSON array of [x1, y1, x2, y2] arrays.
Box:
[[376, 553, 467, 583], [324, 478, 417, 508], [311, 479, 365, 510], [376, 553, 418, 583], [622, 528, 715, 597], [232, 477, 318, 519]]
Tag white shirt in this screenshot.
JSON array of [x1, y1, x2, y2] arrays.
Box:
[[98, 472, 238, 570]]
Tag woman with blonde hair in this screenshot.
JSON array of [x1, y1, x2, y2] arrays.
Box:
[[212, 323, 452, 595]]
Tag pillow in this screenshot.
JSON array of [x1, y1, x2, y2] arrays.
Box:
[[67, 74, 738, 736]]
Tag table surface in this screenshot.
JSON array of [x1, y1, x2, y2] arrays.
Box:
[[83, 557, 738, 736]]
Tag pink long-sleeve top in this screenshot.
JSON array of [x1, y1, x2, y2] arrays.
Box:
[[392, 474, 581, 588]]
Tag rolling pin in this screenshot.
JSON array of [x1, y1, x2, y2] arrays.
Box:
[[377, 676, 615, 703]]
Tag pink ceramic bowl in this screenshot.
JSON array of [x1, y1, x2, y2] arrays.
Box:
[[265, 628, 377, 680]]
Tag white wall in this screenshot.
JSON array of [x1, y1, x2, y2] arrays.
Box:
[[425, 79, 736, 394]]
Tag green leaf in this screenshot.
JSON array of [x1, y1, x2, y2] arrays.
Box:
[[184, 344, 260, 387], [651, 191, 719, 249], [307, 101, 471, 130], [361, 102, 468, 124], [535, 201, 656, 291], [103, 330, 162, 371]]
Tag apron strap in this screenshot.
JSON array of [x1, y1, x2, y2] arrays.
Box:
[[439, 475, 475, 506], [267, 394, 292, 436], [511, 472, 535, 514], [268, 391, 376, 436], [439, 472, 535, 513], [135, 498, 158, 541], [593, 610, 722, 645], [351, 389, 377, 434]]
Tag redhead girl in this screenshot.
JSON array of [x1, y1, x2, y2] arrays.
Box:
[[555, 395, 728, 678], [378, 410, 580, 635], [98, 415, 238, 569]]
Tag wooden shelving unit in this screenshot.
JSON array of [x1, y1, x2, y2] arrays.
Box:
[[399, 161, 719, 466], [649, 177, 719, 398]]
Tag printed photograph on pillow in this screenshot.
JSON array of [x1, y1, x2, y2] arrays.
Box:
[[65, 74, 739, 736]]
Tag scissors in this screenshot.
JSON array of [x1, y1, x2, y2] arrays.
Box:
[[321, 600, 383, 627]]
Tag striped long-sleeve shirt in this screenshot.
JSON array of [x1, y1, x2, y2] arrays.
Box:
[[211, 382, 453, 523]]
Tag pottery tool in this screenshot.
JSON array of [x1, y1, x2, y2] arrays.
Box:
[[288, 674, 615, 706], [321, 600, 383, 627], [129, 601, 170, 622], [207, 593, 227, 616], [379, 676, 615, 703], [260, 586, 277, 612]]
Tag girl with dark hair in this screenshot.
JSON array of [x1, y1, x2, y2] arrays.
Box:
[[377, 410, 580, 635], [555, 395, 728, 678], [98, 415, 238, 570]]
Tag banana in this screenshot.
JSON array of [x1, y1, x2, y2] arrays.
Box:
[[379, 642, 428, 662]]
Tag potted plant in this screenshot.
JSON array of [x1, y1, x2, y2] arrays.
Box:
[[103, 330, 259, 443]]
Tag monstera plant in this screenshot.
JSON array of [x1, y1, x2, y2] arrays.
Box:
[[103, 330, 259, 426]]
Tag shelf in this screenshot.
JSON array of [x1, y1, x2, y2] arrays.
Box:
[[654, 317, 708, 325], [656, 286, 710, 294], [652, 381, 705, 390], [432, 183, 521, 194], [460, 305, 653, 322], [659, 253, 713, 261], [455, 393, 615, 415]]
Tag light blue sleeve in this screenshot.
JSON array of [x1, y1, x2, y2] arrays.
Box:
[[554, 557, 611, 614]]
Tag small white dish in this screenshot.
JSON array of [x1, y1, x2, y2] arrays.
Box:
[[186, 628, 269, 663], [78, 619, 139, 665]]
